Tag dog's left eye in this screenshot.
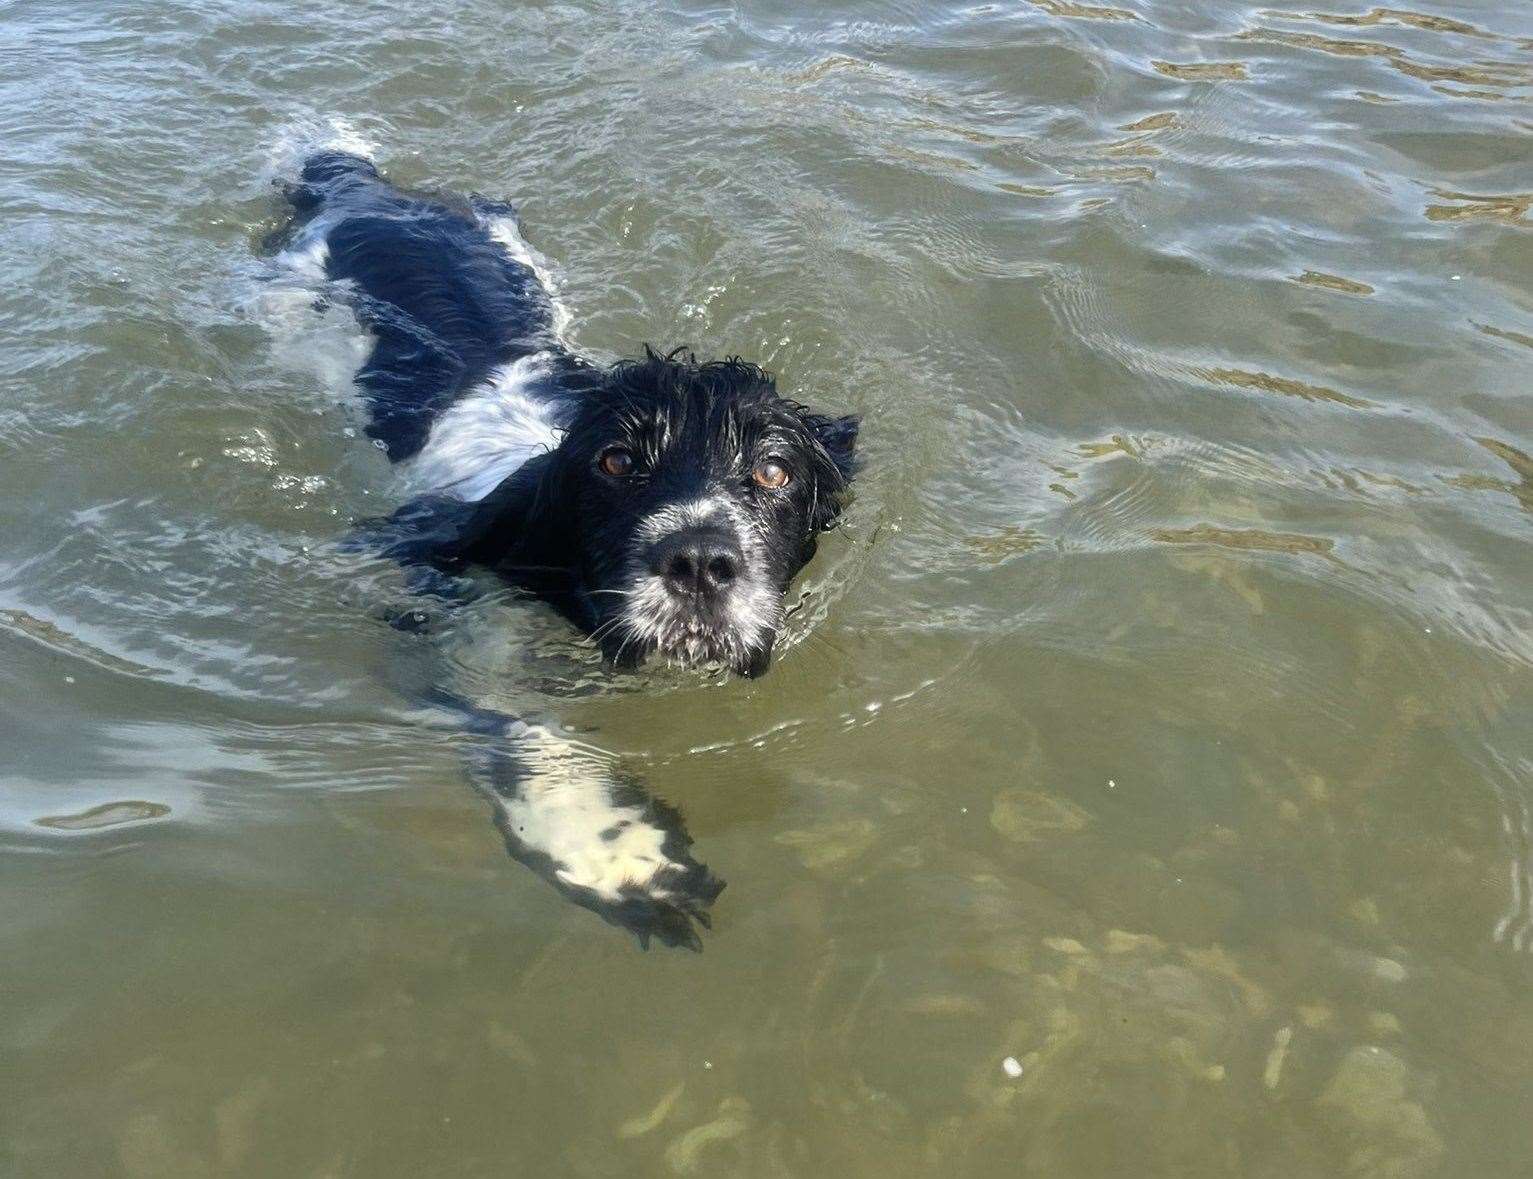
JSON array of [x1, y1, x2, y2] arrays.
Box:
[[752, 460, 791, 490], [598, 447, 636, 477]]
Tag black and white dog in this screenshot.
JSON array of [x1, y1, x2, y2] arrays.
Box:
[[268, 149, 857, 946]]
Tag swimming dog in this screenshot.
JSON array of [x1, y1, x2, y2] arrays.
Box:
[[268, 150, 858, 946], [276, 150, 856, 676]]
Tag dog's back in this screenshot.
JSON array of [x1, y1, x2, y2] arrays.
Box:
[[275, 150, 575, 471]]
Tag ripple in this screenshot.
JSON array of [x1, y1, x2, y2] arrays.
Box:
[[1118, 112, 1180, 132], [1193, 366, 1378, 409], [1286, 7, 1503, 41], [35, 800, 171, 831], [1292, 270, 1375, 295], [1069, 468, 1164, 550], [1489, 751, 1533, 953], [1148, 524, 1338, 560], [1444, 437, 1533, 514], [1065, 163, 1157, 184], [966, 525, 1048, 562], [1030, 0, 1140, 22], [1423, 190, 1531, 225], [0, 607, 163, 679], [1237, 25, 1532, 94], [1152, 61, 1250, 81], [994, 181, 1061, 198], [1472, 321, 1533, 352]]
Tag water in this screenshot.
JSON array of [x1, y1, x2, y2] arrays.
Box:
[[3, 0, 1531, 1173]]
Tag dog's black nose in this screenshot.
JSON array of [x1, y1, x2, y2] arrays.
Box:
[[650, 529, 741, 599]]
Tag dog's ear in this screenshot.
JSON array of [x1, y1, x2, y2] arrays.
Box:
[[801, 411, 859, 482], [459, 449, 575, 570]]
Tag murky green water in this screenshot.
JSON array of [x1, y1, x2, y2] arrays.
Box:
[[4, 0, 1532, 1174]]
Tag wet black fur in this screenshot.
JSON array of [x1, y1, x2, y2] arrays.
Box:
[[276, 151, 584, 460]]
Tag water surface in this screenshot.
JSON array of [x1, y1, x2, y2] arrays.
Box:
[[3, 0, 1532, 1174]]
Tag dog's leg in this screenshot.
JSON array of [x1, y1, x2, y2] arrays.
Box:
[[343, 494, 490, 632], [395, 677, 723, 950], [360, 505, 726, 948], [466, 715, 724, 950]]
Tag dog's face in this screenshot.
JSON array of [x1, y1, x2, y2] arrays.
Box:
[[547, 351, 856, 676]]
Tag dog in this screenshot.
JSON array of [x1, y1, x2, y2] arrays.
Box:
[[276, 150, 857, 675], [267, 149, 858, 946]]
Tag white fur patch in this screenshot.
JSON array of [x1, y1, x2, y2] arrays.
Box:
[[404, 352, 566, 501], [636, 495, 736, 544], [497, 723, 684, 903], [617, 571, 779, 667]]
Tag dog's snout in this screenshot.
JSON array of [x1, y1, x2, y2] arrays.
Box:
[[650, 529, 741, 599]]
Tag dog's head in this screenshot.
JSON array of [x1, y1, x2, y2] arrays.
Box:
[[541, 348, 857, 676]]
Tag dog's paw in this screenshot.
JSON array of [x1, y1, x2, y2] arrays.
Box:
[[552, 843, 724, 951], [388, 605, 436, 634], [367, 601, 437, 634], [609, 886, 718, 952], [480, 731, 725, 950]]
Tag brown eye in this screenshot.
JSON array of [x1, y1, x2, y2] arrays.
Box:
[[598, 447, 635, 477], [752, 460, 791, 490]]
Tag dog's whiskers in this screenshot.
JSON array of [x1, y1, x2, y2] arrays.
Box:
[[587, 614, 629, 645], [610, 622, 650, 668]]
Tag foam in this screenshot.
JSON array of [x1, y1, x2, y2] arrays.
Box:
[[262, 114, 379, 187]]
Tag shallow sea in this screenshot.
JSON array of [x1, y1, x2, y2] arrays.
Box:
[[3, 0, 1532, 1174]]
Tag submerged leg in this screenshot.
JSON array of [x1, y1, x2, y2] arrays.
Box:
[[392, 657, 724, 951]]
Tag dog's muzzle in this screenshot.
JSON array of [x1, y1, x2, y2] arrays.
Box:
[[642, 524, 748, 661], [647, 525, 742, 604], [599, 516, 774, 674]]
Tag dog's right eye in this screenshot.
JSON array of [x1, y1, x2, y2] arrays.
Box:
[[597, 447, 636, 477]]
